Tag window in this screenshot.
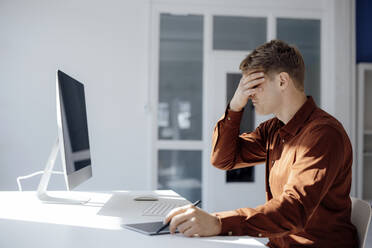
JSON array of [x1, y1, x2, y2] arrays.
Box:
[[277, 18, 321, 104], [156, 14, 204, 203], [158, 14, 203, 140], [213, 16, 267, 51]]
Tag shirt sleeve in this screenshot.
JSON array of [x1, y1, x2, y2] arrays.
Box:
[[210, 105, 268, 171], [214, 125, 346, 238]]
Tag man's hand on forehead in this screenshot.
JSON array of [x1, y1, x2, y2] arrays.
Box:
[[241, 71, 265, 90], [229, 71, 265, 112]]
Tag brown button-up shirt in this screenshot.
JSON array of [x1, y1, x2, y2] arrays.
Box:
[[211, 96, 358, 248]]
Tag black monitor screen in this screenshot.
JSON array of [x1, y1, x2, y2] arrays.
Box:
[[58, 70, 91, 173]]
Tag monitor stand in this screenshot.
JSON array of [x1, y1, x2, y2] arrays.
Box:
[[36, 137, 90, 204]]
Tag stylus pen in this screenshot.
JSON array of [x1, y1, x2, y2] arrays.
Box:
[[156, 200, 202, 234]]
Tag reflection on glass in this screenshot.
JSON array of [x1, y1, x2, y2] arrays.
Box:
[[158, 102, 169, 128], [226, 73, 255, 182], [277, 18, 321, 105], [158, 150, 202, 203], [177, 101, 191, 129], [158, 14, 203, 140], [363, 156, 372, 199], [364, 135, 372, 152], [364, 71, 372, 130], [213, 16, 267, 51]]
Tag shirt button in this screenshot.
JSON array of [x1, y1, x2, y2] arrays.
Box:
[[282, 139, 285, 143], [258, 233, 262, 237], [228, 231, 232, 236], [227, 117, 231, 121]]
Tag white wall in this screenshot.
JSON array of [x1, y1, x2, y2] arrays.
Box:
[[0, 0, 152, 191]]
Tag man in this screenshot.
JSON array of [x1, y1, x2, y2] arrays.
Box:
[[164, 40, 358, 247]]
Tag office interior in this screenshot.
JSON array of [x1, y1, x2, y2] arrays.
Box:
[[0, 0, 371, 247]]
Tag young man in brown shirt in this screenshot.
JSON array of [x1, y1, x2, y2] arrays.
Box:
[[164, 40, 358, 247]]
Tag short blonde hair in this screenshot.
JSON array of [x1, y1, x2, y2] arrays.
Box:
[[239, 39, 305, 91]]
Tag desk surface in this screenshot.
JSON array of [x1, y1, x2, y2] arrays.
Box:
[[0, 191, 266, 248]]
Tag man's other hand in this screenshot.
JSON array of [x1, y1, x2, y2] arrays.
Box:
[[163, 204, 222, 237]]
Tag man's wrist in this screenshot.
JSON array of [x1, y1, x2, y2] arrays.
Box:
[[229, 101, 243, 112], [212, 214, 222, 235]]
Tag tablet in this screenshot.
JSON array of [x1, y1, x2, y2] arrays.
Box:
[[124, 221, 179, 235]]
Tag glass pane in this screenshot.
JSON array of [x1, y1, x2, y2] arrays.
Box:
[[213, 16, 267, 51], [158, 14, 203, 140], [363, 71, 372, 155], [158, 150, 202, 203], [277, 18, 321, 105], [363, 156, 372, 199], [364, 135, 372, 153], [225, 73, 255, 182], [364, 71, 372, 130]]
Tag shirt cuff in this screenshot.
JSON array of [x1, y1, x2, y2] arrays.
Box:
[[223, 104, 244, 128], [214, 210, 266, 238], [214, 210, 243, 236]]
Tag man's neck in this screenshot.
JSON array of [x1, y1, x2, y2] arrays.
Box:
[[275, 93, 307, 125]]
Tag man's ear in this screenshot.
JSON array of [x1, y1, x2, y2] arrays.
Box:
[[278, 72, 290, 89]]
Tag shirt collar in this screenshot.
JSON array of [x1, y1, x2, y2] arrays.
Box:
[[278, 96, 317, 138]]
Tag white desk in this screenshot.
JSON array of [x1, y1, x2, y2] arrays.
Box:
[[0, 191, 266, 248]]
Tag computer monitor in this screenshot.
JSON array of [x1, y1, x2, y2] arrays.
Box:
[[57, 70, 92, 189], [36, 70, 92, 204]]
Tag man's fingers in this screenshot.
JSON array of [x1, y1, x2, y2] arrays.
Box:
[[183, 226, 199, 237], [169, 214, 188, 233], [164, 205, 188, 224], [242, 77, 265, 89], [241, 72, 264, 82], [243, 88, 262, 97], [241, 72, 264, 84], [177, 219, 193, 233], [169, 208, 195, 233]]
